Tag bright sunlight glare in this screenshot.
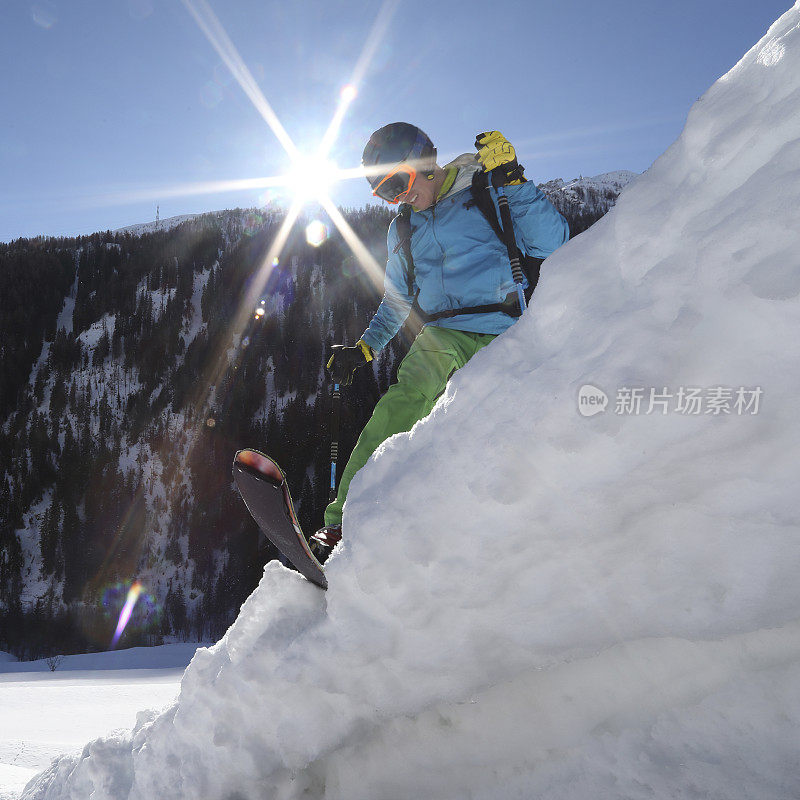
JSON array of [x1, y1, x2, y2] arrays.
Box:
[[286, 155, 341, 202], [171, 0, 397, 488]]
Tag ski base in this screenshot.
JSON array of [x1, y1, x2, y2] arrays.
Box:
[[233, 449, 327, 589]]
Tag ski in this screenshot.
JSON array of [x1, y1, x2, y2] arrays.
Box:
[[232, 449, 327, 589]]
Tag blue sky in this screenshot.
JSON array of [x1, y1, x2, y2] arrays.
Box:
[[0, 0, 791, 242]]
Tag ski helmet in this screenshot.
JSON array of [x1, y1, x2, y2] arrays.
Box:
[[362, 122, 436, 203]]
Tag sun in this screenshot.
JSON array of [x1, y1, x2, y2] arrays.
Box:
[[286, 155, 340, 203]]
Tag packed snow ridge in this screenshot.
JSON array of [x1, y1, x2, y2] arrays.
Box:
[[24, 5, 800, 798]]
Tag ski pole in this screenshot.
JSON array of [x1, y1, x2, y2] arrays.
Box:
[[490, 169, 527, 314], [329, 381, 341, 502]]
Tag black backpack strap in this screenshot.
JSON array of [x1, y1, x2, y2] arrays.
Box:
[[392, 203, 416, 297], [466, 170, 543, 302], [390, 187, 540, 324], [421, 291, 523, 321], [466, 169, 506, 242]]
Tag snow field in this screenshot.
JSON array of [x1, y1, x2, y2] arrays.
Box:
[[0, 645, 199, 800], [21, 5, 800, 798]]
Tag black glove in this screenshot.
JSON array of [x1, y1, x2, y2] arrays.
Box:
[[327, 340, 373, 386]]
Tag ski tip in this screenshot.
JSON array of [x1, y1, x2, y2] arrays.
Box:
[[234, 449, 284, 483], [311, 572, 328, 590]]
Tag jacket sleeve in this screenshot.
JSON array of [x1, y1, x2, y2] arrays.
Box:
[[505, 182, 569, 258], [360, 218, 414, 352]]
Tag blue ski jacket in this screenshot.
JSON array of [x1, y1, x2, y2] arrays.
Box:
[[361, 159, 569, 352]]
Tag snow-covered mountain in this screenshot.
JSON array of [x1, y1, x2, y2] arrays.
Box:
[[114, 212, 218, 237], [114, 170, 633, 241], [540, 170, 640, 234], [1, 204, 397, 655], [0, 173, 623, 656], [21, 4, 800, 799], [542, 169, 639, 194]]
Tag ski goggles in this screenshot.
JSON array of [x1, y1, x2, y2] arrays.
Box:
[[371, 162, 416, 204]]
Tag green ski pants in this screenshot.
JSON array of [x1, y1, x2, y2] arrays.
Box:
[[324, 326, 497, 527]]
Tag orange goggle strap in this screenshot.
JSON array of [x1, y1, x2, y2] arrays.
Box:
[[373, 163, 417, 204]]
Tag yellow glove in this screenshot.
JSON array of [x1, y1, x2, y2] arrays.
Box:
[[474, 131, 525, 185]]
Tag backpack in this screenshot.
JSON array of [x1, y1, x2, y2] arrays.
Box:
[[392, 168, 544, 323]]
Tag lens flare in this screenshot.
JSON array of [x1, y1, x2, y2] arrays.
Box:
[[243, 211, 264, 237], [32, 3, 58, 29], [110, 580, 144, 649], [182, 0, 299, 160], [305, 219, 329, 247], [170, 0, 403, 498], [319, 195, 385, 293], [340, 84, 357, 103]]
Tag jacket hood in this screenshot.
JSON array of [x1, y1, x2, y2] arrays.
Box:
[[440, 153, 482, 200]]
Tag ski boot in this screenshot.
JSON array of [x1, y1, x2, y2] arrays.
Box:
[[309, 524, 342, 564]]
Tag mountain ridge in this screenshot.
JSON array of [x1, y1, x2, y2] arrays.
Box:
[[112, 169, 638, 238], [0, 173, 628, 657]]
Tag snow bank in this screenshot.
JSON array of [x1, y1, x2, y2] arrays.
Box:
[[23, 6, 800, 798]]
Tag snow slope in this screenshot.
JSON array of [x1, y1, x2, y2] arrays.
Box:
[[0, 645, 200, 800], [23, 5, 800, 798]]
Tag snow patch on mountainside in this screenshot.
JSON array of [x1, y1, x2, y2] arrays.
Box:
[[22, 5, 800, 798], [538, 170, 640, 225], [541, 168, 639, 194], [114, 206, 280, 238], [115, 174, 632, 240], [115, 213, 216, 236]]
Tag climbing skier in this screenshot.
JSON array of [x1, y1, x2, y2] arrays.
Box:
[[311, 122, 569, 559]]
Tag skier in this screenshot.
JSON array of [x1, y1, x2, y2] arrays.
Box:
[[310, 123, 569, 559]]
